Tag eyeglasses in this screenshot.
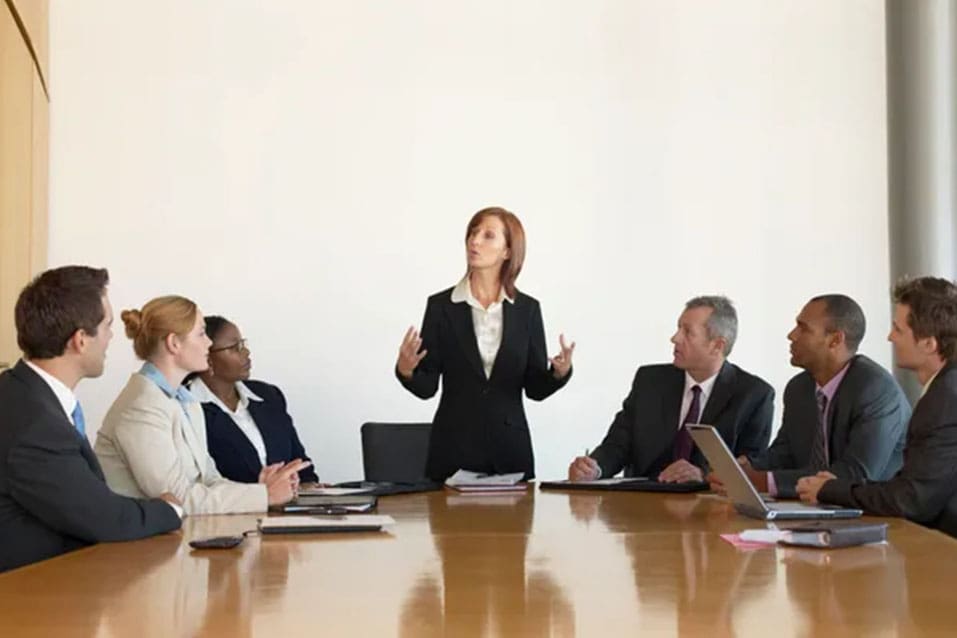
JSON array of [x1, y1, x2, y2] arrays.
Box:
[[209, 338, 249, 354]]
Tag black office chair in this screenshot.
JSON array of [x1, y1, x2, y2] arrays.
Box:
[[360, 422, 432, 483]]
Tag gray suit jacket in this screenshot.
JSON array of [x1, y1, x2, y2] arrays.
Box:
[[749, 355, 910, 498], [0, 361, 181, 573], [819, 362, 957, 538]]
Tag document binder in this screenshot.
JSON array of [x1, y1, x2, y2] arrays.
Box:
[[777, 521, 888, 548]]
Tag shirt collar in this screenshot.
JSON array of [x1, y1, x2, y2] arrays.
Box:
[[684, 369, 719, 401], [816, 359, 852, 402], [189, 377, 263, 413], [920, 365, 945, 398], [24, 360, 78, 421], [450, 275, 515, 308], [139, 361, 196, 403]]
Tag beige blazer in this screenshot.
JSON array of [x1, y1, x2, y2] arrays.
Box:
[[96, 373, 267, 515]]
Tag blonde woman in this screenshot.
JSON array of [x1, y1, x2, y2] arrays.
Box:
[[95, 296, 307, 514]]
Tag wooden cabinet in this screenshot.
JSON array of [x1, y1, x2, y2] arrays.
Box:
[[0, 0, 48, 368], [9, 0, 48, 87]]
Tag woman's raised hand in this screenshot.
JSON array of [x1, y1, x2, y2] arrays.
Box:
[[397, 326, 428, 379], [550, 333, 575, 379]]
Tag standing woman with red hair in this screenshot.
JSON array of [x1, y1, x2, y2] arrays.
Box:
[[396, 207, 575, 482]]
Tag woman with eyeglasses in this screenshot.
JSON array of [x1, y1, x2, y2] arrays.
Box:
[[96, 297, 308, 514], [396, 206, 575, 482], [188, 316, 320, 485]]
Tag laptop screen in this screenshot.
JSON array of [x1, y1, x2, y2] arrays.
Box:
[[686, 424, 768, 513]]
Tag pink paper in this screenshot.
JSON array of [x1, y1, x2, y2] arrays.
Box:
[[720, 533, 777, 551]]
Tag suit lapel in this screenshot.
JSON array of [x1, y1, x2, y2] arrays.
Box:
[[826, 356, 859, 448], [694, 363, 737, 467], [180, 401, 211, 479], [79, 438, 106, 479], [648, 368, 685, 460], [12, 361, 79, 437], [245, 402, 274, 469], [700, 362, 735, 425], [446, 300, 486, 380], [488, 300, 515, 382], [11, 361, 105, 476]]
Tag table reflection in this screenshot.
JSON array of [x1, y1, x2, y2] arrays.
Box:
[[579, 493, 778, 635], [781, 542, 907, 635], [400, 491, 575, 637], [98, 531, 294, 637]]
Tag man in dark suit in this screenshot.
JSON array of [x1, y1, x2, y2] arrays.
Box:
[[722, 295, 910, 498], [0, 266, 183, 573], [568, 296, 774, 483], [799, 277, 957, 538]]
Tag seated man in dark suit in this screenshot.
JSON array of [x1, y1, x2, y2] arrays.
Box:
[[568, 296, 774, 483], [799, 277, 957, 538], [718, 295, 911, 498], [0, 266, 183, 573]]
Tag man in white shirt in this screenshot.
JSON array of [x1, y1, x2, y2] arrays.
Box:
[[568, 296, 774, 483], [0, 266, 183, 573]]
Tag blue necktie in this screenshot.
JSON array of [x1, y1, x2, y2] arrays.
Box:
[[71, 402, 86, 437]]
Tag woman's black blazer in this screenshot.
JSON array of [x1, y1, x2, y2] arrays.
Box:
[[397, 287, 571, 481], [202, 380, 319, 483]]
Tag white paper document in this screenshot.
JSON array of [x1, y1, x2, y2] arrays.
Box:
[[737, 529, 788, 544], [445, 470, 525, 486], [444, 470, 527, 492]]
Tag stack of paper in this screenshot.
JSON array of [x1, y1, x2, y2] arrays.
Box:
[[444, 470, 528, 492]]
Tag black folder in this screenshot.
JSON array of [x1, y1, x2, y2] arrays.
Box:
[[272, 494, 378, 514], [334, 480, 443, 496], [539, 478, 710, 493]]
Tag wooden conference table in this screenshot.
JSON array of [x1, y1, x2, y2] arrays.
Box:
[[1, 488, 955, 637]]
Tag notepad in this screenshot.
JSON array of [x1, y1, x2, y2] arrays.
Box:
[[444, 470, 527, 492], [259, 515, 395, 534], [296, 486, 375, 497]]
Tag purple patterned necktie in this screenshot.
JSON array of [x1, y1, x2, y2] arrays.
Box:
[[808, 390, 829, 470], [673, 385, 702, 461]]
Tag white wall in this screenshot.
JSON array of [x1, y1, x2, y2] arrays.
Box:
[[48, 0, 889, 482]]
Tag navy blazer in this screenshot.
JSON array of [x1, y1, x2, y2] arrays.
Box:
[[201, 380, 319, 483], [398, 287, 571, 482]]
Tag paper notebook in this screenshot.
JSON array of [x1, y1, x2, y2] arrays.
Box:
[[444, 470, 528, 492], [296, 486, 375, 497], [258, 515, 395, 534]]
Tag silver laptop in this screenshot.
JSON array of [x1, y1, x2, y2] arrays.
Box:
[[687, 424, 862, 520]]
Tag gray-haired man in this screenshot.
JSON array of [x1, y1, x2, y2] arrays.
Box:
[[569, 296, 774, 483]]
